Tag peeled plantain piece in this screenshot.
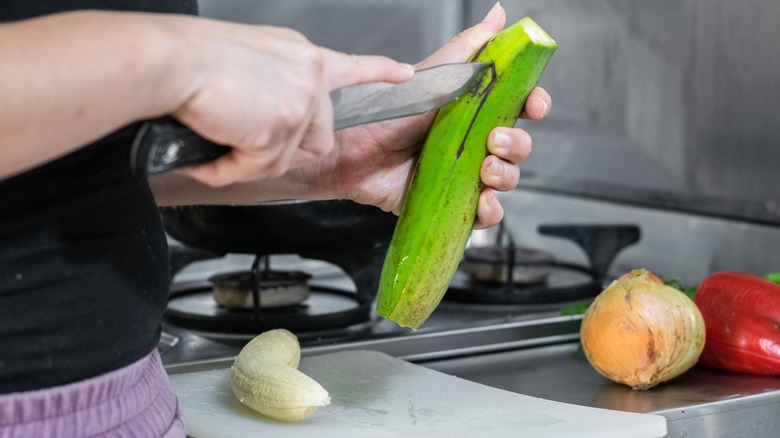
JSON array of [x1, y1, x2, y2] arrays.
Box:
[[230, 329, 330, 421]]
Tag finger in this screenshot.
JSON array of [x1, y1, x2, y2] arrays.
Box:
[[487, 127, 532, 164], [519, 87, 552, 120], [473, 188, 504, 230], [480, 155, 520, 192], [322, 51, 415, 90], [175, 150, 255, 187], [176, 146, 292, 187], [416, 3, 506, 69]]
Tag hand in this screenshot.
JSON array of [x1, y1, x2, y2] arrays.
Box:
[[314, 4, 551, 229], [171, 20, 414, 187]]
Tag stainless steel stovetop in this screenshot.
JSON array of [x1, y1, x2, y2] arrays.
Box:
[[160, 251, 586, 365], [161, 189, 780, 438]]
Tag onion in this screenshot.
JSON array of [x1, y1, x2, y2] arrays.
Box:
[[580, 269, 705, 390]]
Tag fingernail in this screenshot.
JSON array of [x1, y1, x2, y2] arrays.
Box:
[[487, 156, 502, 176], [491, 129, 510, 151], [542, 98, 550, 115], [482, 2, 502, 24], [485, 188, 498, 205], [401, 63, 416, 74]]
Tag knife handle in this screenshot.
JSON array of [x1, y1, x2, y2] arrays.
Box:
[[131, 116, 230, 175]]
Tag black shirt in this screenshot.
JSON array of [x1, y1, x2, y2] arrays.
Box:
[[0, 1, 197, 393]]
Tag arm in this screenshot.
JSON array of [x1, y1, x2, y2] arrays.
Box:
[[0, 10, 412, 181], [0, 11, 181, 179]]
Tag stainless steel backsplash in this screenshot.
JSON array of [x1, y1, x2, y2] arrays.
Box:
[[467, 0, 780, 225], [199, 0, 780, 226], [198, 0, 462, 63]]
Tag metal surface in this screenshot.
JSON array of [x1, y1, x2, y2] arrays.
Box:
[[198, 0, 463, 65], [300, 314, 581, 362], [460, 246, 553, 284], [164, 317, 780, 438], [161, 189, 780, 437], [331, 62, 491, 130], [467, 0, 780, 225], [209, 270, 311, 308], [423, 343, 780, 438], [497, 189, 780, 283], [163, 317, 780, 438]]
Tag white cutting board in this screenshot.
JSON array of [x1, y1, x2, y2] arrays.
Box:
[[169, 350, 666, 438]]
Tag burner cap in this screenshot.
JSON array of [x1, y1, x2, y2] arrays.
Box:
[[209, 270, 311, 309], [461, 246, 553, 284], [165, 282, 372, 335]]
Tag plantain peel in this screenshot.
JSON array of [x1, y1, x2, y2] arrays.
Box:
[[376, 17, 557, 329]]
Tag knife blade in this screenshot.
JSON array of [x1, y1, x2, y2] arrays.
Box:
[[130, 62, 491, 175]]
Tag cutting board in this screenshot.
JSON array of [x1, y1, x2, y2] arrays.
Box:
[[169, 350, 666, 438]]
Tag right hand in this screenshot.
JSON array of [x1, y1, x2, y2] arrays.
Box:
[[169, 19, 414, 187]]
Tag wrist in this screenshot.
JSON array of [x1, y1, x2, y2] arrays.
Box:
[[127, 13, 205, 120]]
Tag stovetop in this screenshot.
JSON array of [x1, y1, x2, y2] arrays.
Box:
[[158, 206, 645, 367], [159, 189, 780, 437], [159, 252, 587, 366]]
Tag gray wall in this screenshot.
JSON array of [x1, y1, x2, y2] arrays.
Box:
[[467, 0, 780, 225], [199, 0, 780, 225], [198, 0, 462, 64]]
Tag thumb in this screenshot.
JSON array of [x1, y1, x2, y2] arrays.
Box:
[[416, 2, 506, 69]]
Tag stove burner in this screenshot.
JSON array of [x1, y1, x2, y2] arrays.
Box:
[[460, 246, 553, 284], [445, 223, 640, 305], [447, 263, 600, 304], [209, 270, 311, 309], [165, 281, 372, 334], [165, 252, 375, 336]]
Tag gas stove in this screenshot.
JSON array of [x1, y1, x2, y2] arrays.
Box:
[[159, 221, 628, 364], [160, 189, 780, 438]]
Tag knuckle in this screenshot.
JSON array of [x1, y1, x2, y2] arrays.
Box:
[[202, 172, 234, 188], [243, 154, 284, 179], [314, 137, 335, 156], [299, 45, 325, 73], [277, 100, 309, 128], [280, 27, 309, 43]]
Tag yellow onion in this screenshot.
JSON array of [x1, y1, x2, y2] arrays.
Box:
[[580, 269, 705, 390]]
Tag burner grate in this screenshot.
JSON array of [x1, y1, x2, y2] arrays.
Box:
[[445, 223, 640, 305], [165, 282, 371, 334]]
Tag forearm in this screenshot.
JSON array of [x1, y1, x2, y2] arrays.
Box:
[[0, 11, 191, 179]]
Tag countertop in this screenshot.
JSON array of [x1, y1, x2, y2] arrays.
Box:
[[423, 342, 780, 437]]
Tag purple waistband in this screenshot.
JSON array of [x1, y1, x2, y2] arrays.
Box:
[[0, 349, 184, 438]]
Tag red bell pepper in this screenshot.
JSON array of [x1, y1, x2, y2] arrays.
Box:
[[694, 271, 780, 375]]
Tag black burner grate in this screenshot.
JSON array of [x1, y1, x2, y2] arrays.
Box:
[[165, 281, 371, 334], [444, 223, 640, 305]]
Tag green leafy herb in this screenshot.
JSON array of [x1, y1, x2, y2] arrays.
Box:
[[561, 301, 590, 316], [664, 278, 697, 300], [765, 272, 780, 285]]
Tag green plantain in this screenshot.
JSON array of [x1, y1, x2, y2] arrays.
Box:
[[376, 17, 557, 329]]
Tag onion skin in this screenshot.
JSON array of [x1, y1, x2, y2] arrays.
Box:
[[580, 269, 706, 390]]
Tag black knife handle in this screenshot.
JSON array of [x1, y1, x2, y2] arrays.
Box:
[[131, 116, 230, 175]]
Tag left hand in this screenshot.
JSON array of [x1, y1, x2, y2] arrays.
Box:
[[309, 4, 551, 229]]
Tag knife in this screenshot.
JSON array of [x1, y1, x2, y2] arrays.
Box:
[[130, 62, 491, 175]]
